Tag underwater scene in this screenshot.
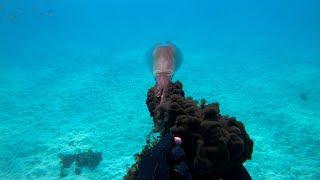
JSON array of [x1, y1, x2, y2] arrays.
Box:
[[0, 0, 319, 179]]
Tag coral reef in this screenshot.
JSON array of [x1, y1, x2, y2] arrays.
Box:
[[59, 150, 102, 178], [125, 81, 253, 179]]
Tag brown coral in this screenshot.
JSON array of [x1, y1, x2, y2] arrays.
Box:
[[125, 81, 253, 179]]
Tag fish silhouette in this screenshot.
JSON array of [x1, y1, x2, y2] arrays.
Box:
[[8, 15, 16, 23]]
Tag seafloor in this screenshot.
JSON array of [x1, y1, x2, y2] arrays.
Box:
[[1, 40, 319, 179]]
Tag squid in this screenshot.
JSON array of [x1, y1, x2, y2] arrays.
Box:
[[148, 42, 183, 104]]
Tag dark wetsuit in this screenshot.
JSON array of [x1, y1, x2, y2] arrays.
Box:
[[137, 133, 251, 180], [137, 133, 175, 180]]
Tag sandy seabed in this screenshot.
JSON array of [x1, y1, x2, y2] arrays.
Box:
[[0, 44, 319, 179]]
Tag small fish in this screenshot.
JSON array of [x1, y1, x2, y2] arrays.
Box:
[[299, 93, 308, 101], [8, 15, 16, 23], [40, 9, 54, 16], [68, 140, 75, 146], [47, 9, 54, 16]]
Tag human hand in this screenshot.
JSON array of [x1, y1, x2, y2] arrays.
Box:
[[174, 137, 182, 145]]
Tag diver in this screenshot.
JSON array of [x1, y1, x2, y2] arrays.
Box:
[[137, 42, 252, 180], [138, 133, 191, 180], [137, 133, 251, 180]]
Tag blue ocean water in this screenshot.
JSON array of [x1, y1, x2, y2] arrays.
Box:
[[0, 0, 319, 179]]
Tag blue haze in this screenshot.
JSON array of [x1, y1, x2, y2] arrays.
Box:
[[0, 0, 319, 179]]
